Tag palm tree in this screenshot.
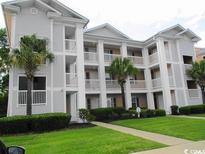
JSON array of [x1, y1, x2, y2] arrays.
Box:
[[10, 35, 54, 115], [187, 60, 205, 104], [108, 57, 138, 109]]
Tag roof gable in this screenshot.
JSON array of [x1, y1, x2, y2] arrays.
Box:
[[85, 23, 131, 39], [2, 0, 89, 23]]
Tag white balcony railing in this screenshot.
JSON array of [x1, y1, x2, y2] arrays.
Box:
[[66, 73, 78, 87], [84, 52, 98, 63], [18, 90, 46, 105], [149, 52, 159, 65], [130, 80, 146, 90], [106, 80, 120, 90], [85, 79, 100, 91], [187, 89, 200, 98], [65, 39, 76, 53], [104, 53, 121, 63], [152, 78, 161, 89], [127, 56, 144, 66], [169, 76, 174, 87], [184, 64, 192, 75]]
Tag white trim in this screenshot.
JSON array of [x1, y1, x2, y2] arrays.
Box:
[[50, 19, 54, 112]]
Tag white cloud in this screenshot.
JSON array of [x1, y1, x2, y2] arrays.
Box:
[[0, 0, 205, 46]]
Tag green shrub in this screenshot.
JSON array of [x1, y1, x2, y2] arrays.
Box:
[[155, 109, 166, 117], [0, 113, 71, 135], [112, 107, 126, 116], [171, 105, 179, 115], [179, 104, 205, 115], [121, 113, 130, 119], [146, 109, 155, 117], [90, 108, 113, 121], [179, 106, 191, 115], [30, 113, 71, 132], [190, 105, 205, 114]]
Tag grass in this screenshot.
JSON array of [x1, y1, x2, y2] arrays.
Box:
[[112, 116, 205, 141], [189, 114, 205, 117], [1, 126, 165, 154]]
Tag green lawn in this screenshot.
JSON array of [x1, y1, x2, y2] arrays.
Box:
[[189, 114, 205, 117], [1, 126, 165, 154], [112, 117, 205, 141]]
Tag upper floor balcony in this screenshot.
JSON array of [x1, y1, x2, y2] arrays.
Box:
[[187, 89, 200, 98], [127, 56, 144, 66], [65, 39, 76, 54], [127, 47, 144, 66], [148, 45, 159, 65], [66, 73, 78, 87], [106, 80, 120, 90], [85, 79, 100, 91], [104, 53, 121, 63], [152, 78, 161, 89], [130, 80, 146, 90], [84, 52, 98, 64]]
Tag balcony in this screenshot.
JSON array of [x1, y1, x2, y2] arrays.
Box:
[[106, 80, 120, 90], [169, 76, 175, 87], [84, 52, 98, 64], [66, 73, 78, 87], [18, 90, 46, 105], [130, 80, 146, 90], [184, 64, 192, 74], [128, 56, 144, 66], [85, 79, 100, 91], [104, 53, 121, 63], [152, 78, 161, 89], [149, 52, 159, 65], [65, 39, 76, 53], [187, 89, 200, 98]]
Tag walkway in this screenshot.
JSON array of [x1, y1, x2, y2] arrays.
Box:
[[171, 115, 205, 120], [92, 121, 192, 146], [136, 140, 205, 154]]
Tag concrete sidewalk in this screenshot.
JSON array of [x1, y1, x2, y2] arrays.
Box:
[[92, 121, 192, 146], [135, 140, 205, 154], [171, 115, 205, 120]]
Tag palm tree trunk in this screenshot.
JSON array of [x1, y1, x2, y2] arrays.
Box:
[[27, 78, 32, 115], [120, 83, 126, 109]]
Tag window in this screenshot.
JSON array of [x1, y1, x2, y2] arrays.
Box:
[[183, 56, 193, 64], [18, 76, 46, 105], [87, 98, 91, 110], [187, 80, 197, 89]]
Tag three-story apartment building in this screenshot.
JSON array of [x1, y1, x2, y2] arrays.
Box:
[[2, 0, 203, 121]]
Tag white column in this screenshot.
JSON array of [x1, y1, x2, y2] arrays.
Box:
[[121, 43, 132, 109], [157, 38, 172, 113], [50, 19, 54, 112], [176, 40, 189, 106], [75, 24, 86, 109], [98, 40, 107, 107], [143, 48, 155, 109]]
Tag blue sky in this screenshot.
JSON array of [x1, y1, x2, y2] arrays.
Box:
[[0, 0, 205, 47]]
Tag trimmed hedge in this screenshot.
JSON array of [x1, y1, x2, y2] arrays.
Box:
[[179, 104, 205, 115], [90, 108, 166, 121], [140, 109, 166, 118], [0, 113, 71, 135]]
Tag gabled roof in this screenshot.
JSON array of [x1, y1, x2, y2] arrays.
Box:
[[145, 24, 201, 43], [85, 23, 132, 40], [2, 0, 89, 24]]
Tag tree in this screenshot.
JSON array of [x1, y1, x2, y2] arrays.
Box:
[[10, 34, 54, 115], [0, 28, 10, 98], [187, 60, 205, 104], [108, 58, 138, 109]]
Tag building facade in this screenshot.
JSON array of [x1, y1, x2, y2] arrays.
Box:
[[2, 0, 203, 121]]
